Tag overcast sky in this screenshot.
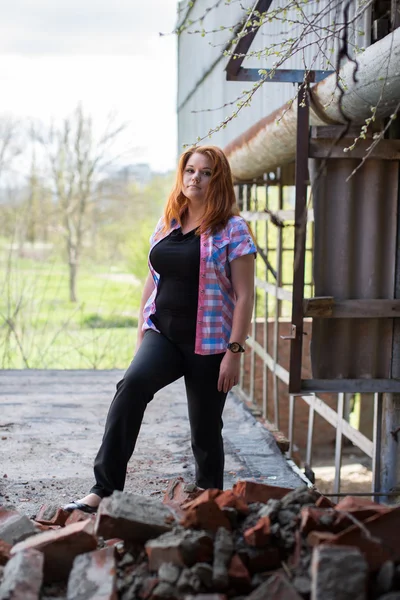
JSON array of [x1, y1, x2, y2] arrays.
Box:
[[0, 0, 179, 172]]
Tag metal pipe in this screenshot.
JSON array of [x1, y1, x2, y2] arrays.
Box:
[[225, 28, 400, 181]]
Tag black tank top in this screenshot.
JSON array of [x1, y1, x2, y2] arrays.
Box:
[[149, 227, 200, 343]]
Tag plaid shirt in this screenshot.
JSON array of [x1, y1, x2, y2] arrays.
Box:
[[143, 215, 257, 355]]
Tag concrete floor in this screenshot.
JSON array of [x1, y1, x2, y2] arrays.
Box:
[[0, 370, 303, 516]]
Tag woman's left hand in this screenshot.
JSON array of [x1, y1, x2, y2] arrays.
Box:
[[218, 352, 241, 393]]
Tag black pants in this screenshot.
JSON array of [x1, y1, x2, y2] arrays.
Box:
[[90, 329, 227, 497]]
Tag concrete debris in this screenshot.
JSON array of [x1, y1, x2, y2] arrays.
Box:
[[0, 548, 44, 600], [311, 545, 368, 600], [145, 528, 213, 571], [212, 528, 233, 589], [0, 508, 38, 545], [66, 546, 117, 600], [95, 491, 176, 543], [0, 483, 400, 599]]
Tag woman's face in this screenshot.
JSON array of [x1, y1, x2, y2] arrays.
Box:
[[182, 152, 213, 204]]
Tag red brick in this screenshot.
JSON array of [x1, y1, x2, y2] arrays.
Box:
[[334, 496, 390, 521], [67, 546, 117, 600], [103, 537, 124, 547], [326, 506, 400, 571], [180, 500, 231, 533], [233, 481, 294, 504], [307, 531, 337, 546], [238, 545, 281, 574], [163, 478, 205, 514], [300, 507, 327, 535], [0, 548, 44, 599], [244, 516, 271, 547], [182, 489, 221, 510], [35, 505, 70, 527], [246, 572, 303, 599], [214, 490, 249, 515], [34, 523, 62, 533], [315, 495, 336, 509], [228, 553, 251, 590], [65, 509, 96, 526], [0, 539, 12, 565], [11, 518, 97, 582]]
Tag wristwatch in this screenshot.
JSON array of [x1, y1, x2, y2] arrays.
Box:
[[227, 342, 245, 353]]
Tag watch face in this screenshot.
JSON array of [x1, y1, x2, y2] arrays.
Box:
[[230, 342, 240, 353]]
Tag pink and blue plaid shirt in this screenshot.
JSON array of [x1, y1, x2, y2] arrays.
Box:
[[142, 215, 257, 355]]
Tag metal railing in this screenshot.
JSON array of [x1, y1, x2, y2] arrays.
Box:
[[235, 178, 382, 498]]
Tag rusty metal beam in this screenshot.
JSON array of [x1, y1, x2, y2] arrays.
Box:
[[288, 84, 310, 394], [225, 0, 273, 78]]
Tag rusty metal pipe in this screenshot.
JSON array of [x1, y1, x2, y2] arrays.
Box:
[[225, 28, 400, 181]]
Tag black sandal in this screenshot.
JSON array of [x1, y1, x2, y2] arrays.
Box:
[[63, 501, 98, 514]]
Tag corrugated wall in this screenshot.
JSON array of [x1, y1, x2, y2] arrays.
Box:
[[310, 157, 399, 379], [177, 0, 368, 153]]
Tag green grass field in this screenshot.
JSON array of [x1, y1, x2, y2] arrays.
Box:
[[0, 254, 142, 369]]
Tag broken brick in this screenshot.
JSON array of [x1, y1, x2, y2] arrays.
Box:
[[244, 516, 271, 547], [0, 539, 12, 566], [163, 478, 205, 514], [315, 495, 336, 509], [228, 553, 251, 590], [0, 548, 44, 600], [67, 546, 117, 600], [246, 572, 303, 599], [300, 507, 329, 535], [326, 506, 400, 571], [335, 496, 390, 522], [0, 508, 37, 545], [307, 530, 337, 546], [238, 545, 281, 574], [311, 544, 368, 600], [182, 489, 221, 511], [35, 505, 70, 527], [11, 518, 97, 582], [95, 492, 175, 543], [145, 529, 213, 571], [34, 523, 62, 533], [232, 481, 294, 504], [181, 499, 231, 533], [65, 509, 96, 526], [214, 490, 249, 515]]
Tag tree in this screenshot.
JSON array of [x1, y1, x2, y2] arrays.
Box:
[[0, 117, 21, 180], [37, 106, 128, 302]]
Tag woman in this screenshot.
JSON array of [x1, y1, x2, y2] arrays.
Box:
[[64, 145, 256, 513]]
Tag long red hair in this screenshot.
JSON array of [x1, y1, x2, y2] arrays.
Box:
[[163, 146, 240, 235]]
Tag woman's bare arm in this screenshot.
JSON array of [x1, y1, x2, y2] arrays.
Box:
[[217, 253, 255, 393]]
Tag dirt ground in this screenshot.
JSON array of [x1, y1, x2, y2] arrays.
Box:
[[0, 369, 303, 518]]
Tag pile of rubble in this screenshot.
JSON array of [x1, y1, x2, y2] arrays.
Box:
[[0, 478, 400, 599]]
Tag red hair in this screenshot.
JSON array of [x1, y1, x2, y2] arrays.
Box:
[[163, 146, 240, 235]]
